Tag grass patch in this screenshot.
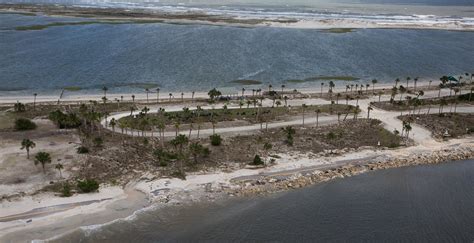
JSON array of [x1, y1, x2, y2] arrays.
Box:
[[0, 11, 36, 16], [14, 19, 164, 31], [321, 28, 355, 34], [63, 86, 82, 92], [287, 76, 359, 83], [305, 76, 360, 82], [113, 82, 159, 89], [230, 80, 262, 85], [118, 104, 357, 130]]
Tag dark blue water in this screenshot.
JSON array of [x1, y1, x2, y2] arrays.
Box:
[[1, 13, 473, 95], [56, 160, 474, 242]]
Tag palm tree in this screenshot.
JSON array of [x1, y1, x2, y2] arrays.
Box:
[[350, 84, 354, 93], [188, 122, 193, 138], [282, 126, 296, 146], [395, 78, 400, 87], [130, 106, 136, 116], [55, 163, 63, 178], [156, 88, 160, 103], [35, 152, 51, 174], [33, 93, 37, 111], [353, 105, 360, 120], [404, 122, 412, 140], [406, 77, 411, 89], [367, 106, 373, 119], [371, 79, 378, 93], [336, 93, 341, 104], [301, 104, 307, 127], [320, 83, 325, 96], [174, 121, 181, 137], [114, 98, 120, 110], [170, 134, 189, 172], [428, 80, 432, 89], [242, 88, 245, 97], [102, 86, 108, 99], [145, 88, 150, 103], [268, 84, 273, 93], [275, 100, 282, 107], [378, 91, 383, 102], [157, 122, 165, 147], [281, 84, 285, 93], [329, 81, 335, 93], [345, 95, 350, 105], [109, 118, 116, 135], [399, 85, 406, 101], [192, 91, 195, 102], [284, 96, 288, 107], [315, 109, 321, 127], [345, 85, 350, 93], [414, 77, 419, 91], [181, 92, 184, 102], [439, 98, 447, 114], [365, 84, 370, 93], [169, 93, 173, 102], [21, 139, 35, 159]]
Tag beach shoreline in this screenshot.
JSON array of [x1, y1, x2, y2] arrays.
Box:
[[1, 137, 472, 242], [1, 3, 474, 31]]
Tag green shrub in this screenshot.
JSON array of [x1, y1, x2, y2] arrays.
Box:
[[210, 134, 222, 146], [77, 179, 99, 193], [77, 146, 89, 154], [171, 170, 186, 180], [61, 183, 72, 197], [93, 137, 103, 147], [48, 110, 81, 129], [251, 155, 264, 166], [14, 102, 26, 112], [14, 118, 37, 131]]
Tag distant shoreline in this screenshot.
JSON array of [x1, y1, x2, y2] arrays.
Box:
[[1, 3, 474, 31]]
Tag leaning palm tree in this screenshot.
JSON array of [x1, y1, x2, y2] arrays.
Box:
[[406, 77, 411, 89], [21, 139, 36, 159], [55, 163, 63, 178], [367, 106, 373, 119], [399, 85, 406, 101], [414, 77, 419, 91], [35, 152, 51, 174]]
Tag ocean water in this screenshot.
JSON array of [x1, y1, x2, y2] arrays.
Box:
[[1, 12, 474, 96], [54, 159, 474, 242]]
